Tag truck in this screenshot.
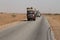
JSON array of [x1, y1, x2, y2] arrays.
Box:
[[27, 7, 36, 21], [36, 10, 41, 17]]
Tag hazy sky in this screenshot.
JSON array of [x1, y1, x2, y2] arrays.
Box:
[[0, 0, 60, 13]]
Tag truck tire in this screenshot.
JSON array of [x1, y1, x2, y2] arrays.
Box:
[[33, 19, 36, 21], [27, 19, 30, 21]]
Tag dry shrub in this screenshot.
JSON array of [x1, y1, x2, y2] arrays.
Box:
[[11, 14, 16, 17]]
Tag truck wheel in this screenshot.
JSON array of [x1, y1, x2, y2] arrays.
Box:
[[27, 19, 30, 21], [33, 19, 36, 21]]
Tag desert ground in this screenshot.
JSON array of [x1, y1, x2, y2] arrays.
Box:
[[0, 13, 26, 29], [45, 14, 60, 40]]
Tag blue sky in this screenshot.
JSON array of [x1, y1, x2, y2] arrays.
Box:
[[0, 0, 60, 13]]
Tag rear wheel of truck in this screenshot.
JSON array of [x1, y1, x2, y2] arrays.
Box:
[[33, 19, 36, 21], [27, 19, 30, 21]]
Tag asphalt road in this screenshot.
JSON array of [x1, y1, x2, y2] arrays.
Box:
[[0, 16, 55, 40]]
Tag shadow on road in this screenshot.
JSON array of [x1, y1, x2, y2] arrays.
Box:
[[20, 20, 35, 21]]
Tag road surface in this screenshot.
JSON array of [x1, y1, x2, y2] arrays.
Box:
[[0, 16, 55, 40]]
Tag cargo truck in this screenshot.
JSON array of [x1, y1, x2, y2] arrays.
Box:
[[27, 7, 36, 21]]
